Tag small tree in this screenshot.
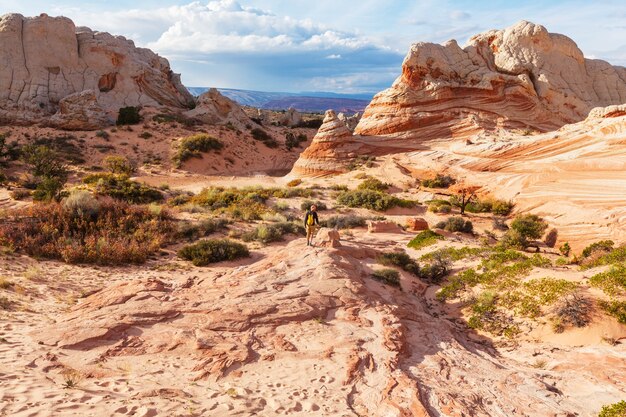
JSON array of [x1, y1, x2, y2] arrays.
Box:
[[502, 214, 548, 249], [21, 145, 68, 202], [450, 184, 481, 215], [104, 155, 135, 176]]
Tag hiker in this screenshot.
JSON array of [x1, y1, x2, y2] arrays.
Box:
[[304, 204, 320, 246]]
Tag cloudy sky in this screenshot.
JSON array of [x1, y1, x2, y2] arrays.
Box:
[[1, 0, 624, 94]]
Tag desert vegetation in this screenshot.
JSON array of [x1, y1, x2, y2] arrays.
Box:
[[172, 133, 224, 167], [336, 189, 415, 211], [178, 238, 249, 266]]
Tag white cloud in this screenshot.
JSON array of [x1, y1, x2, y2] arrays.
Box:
[[326, 54, 342, 59]]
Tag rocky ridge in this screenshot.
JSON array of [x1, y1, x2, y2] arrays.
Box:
[[0, 13, 195, 129]]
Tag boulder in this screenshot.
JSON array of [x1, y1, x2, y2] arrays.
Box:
[[0, 13, 194, 127], [406, 217, 429, 231], [367, 221, 403, 233], [49, 89, 113, 130], [279, 107, 302, 127], [184, 88, 249, 126], [315, 227, 341, 247]]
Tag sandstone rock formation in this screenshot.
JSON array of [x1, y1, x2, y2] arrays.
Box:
[[291, 110, 364, 176], [48, 89, 113, 130], [338, 112, 361, 131], [314, 227, 341, 247], [367, 220, 403, 233], [278, 107, 302, 127], [406, 217, 429, 231], [184, 88, 250, 126], [0, 13, 194, 128], [355, 20, 626, 138]]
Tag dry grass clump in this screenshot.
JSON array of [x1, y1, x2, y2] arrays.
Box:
[[0, 198, 173, 265]]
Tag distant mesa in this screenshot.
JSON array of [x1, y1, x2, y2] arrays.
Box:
[[0, 13, 195, 129]]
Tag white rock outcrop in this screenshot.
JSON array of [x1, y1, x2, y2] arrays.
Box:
[[0, 13, 195, 128]]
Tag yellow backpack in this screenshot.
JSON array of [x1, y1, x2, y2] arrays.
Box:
[[307, 213, 314, 225]]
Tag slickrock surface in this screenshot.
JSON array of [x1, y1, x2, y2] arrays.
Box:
[[0, 13, 194, 128], [1, 238, 622, 416], [355, 20, 626, 138]]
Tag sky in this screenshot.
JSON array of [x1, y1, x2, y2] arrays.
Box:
[[0, 0, 624, 94]]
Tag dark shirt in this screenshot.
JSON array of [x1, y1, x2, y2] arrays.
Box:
[[304, 210, 319, 227]]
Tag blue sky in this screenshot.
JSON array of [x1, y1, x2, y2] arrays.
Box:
[[1, 0, 624, 94]]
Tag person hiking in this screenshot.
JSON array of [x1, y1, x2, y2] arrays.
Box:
[[304, 204, 320, 246]]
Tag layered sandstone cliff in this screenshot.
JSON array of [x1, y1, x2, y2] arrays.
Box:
[[355, 20, 626, 138], [0, 13, 195, 129]]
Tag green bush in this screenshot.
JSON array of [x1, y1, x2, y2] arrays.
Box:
[[377, 251, 419, 276], [357, 178, 389, 192], [178, 239, 249, 266], [453, 197, 514, 215], [21, 144, 68, 181], [0, 132, 20, 166], [501, 214, 548, 249], [104, 155, 135, 176], [322, 214, 367, 229], [337, 190, 414, 211], [242, 222, 303, 244], [559, 242, 571, 257], [407, 230, 444, 250], [371, 269, 401, 288], [95, 130, 110, 139], [173, 134, 224, 167], [599, 401, 626, 417], [600, 300, 626, 324], [63, 190, 101, 218], [32, 177, 66, 202], [116, 106, 141, 125], [589, 265, 626, 296], [417, 250, 451, 283], [285, 132, 308, 150], [84, 173, 162, 204], [421, 174, 455, 188], [552, 294, 592, 332], [582, 240, 614, 258], [300, 200, 327, 211], [175, 218, 229, 241], [427, 199, 452, 214], [251, 128, 278, 148], [435, 216, 473, 233]]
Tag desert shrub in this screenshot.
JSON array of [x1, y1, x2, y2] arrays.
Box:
[[287, 179, 302, 187], [599, 401, 626, 417], [178, 239, 249, 266], [250, 128, 277, 148], [84, 173, 162, 204], [589, 265, 626, 296], [357, 178, 389, 192], [418, 250, 451, 283], [322, 214, 367, 229], [329, 184, 349, 192], [10, 189, 31, 200], [0, 199, 172, 265], [173, 134, 224, 167], [455, 197, 514, 215], [407, 230, 444, 250], [104, 155, 135, 176], [377, 251, 419, 276], [421, 174, 455, 188], [62, 190, 101, 218], [559, 242, 571, 257], [175, 218, 229, 241], [95, 130, 109, 139], [295, 118, 323, 129], [139, 131, 153, 139], [371, 269, 401, 288], [116, 106, 141, 125], [21, 144, 68, 180], [300, 200, 327, 211], [435, 216, 473, 233], [552, 294, 593, 332], [168, 193, 193, 206], [427, 199, 452, 214], [285, 132, 308, 150], [242, 222, 303, 244], [492, 217, 509, 231], [600, 300, 626, 324], [421, 246, 490, 262], [336, 190, 414, 211], [501, 214, 548, 249], [32, 177, 66, 202], [0, 132, 20, 167], [582, 240, 614, 258]]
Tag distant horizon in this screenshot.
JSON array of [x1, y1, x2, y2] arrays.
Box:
[[1, 0, 625, 94]]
